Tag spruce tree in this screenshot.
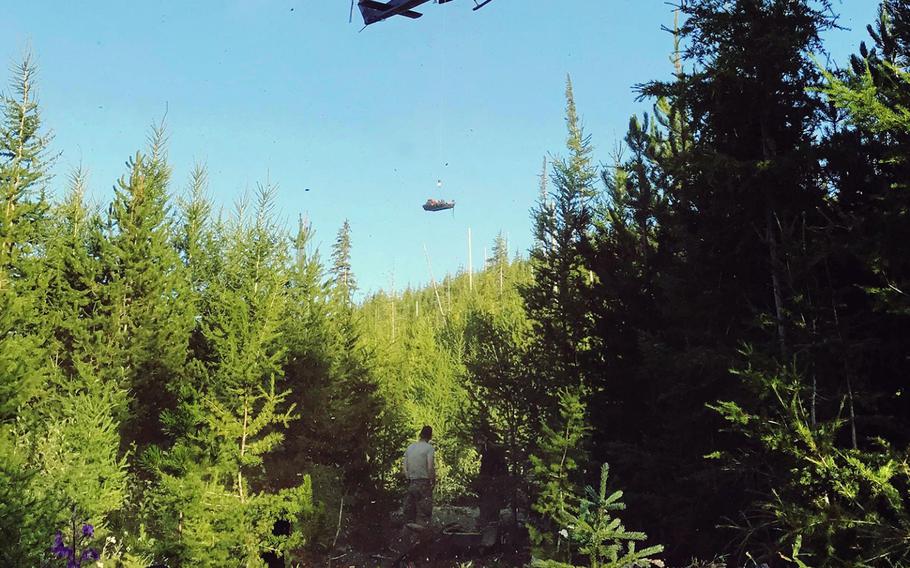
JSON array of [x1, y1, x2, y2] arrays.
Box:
[[41, 169, 104, 370], [100, 124, 193, 448], [200, 185, 293, 503], [532, 463, 664, 568], [273, 215, 404, 552], [696, 3, 910, 563], [0, 53, 55, 566], [523, 75, 597, 399], [488, 230, 509, 269], [581, 0, 843, 559], [0, 51, 51, 426], [711, 360, 910, 566], [331, 218, 355, 305], [528, 387, 590, 563], [175, 163, 216, 294], [30, 169, 129, 537], [161, 163, 218, 451], [146, 186, 313, 566], [582, 111, 673, 549], [820, 1, 910, 319]]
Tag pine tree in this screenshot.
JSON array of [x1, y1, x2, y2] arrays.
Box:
[[523, 75, 597, 399], [532, 463, 664, 568], [146, 185, 313, 566], [463, 300, 536, 477], [100, 124, 193, 447], [528, 387, 590, 563], [582, 0, 844, 559], [331, 218, 355, 305], [0, 53, 55, 566], [488, 231, 509, 268], [0, 51, 51, 426], [820, 1, 910, 319]]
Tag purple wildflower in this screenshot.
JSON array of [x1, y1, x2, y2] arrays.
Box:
[[50, 531, 73, 558], [81, 524, 94, 538], [51, 531, 65, 552], [81, 547, 100, 562]]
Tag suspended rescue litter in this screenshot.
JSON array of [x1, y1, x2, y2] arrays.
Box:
[[422, 198, 455, 212]]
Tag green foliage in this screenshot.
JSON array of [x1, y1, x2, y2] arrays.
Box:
[[532, 463, 664, 568], [147, 462, 314, 567], [693, 3, 910, 564], [0, 432, 43, 567], [358, 249, 534, 501], [0, 53, 57, 567], [273, 215, 407, 550], [101, 125, 193, 447], [143, 186, 316, 565], [523, 75, 596, 397], [529, 387, 590, 561], [0, 50, 50, 424], [711, 359, 910, 567], [25, 365, 129, 526], [818, 1, 910, 319], [0, 50, 51, 282], [331, 218, 356, 305], [463, 297, 537, 478], [819, 3, 910, 136]]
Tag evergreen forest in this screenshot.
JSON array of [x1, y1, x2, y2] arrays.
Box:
[[1, 1, 909, 567]]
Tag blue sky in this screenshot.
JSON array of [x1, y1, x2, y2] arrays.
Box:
[[3, 1, 879, 297]]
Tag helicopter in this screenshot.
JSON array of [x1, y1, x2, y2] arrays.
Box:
[[354, 0, 495, 27]]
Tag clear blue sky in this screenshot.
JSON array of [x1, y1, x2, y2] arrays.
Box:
[[3, 1, 879, 297]]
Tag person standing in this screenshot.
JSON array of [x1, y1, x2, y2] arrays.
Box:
[[402, 425, 436, 528]]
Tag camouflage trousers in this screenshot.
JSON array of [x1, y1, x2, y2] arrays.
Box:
[[403, 479, 433, 527]]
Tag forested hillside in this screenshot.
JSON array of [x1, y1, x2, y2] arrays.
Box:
[[2, 1, 909, 567]]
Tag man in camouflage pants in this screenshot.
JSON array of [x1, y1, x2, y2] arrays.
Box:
[[402, 425, 436, 527]]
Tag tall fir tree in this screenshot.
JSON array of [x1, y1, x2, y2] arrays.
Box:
[[30, 168, 129, 536], [463, 298, 536, 486], [101, 124, 193, 448], [698, 2, 910, 563], [528, 387, 590, 563], [331, 218, 356, 306], [585, 0, 842, 559], [582, 111, 674, 552], [0, 52, 55, 567], [146, 186, 313, 566], [488, 230, 509, 269], [523, 75, 597, 400], [163, 163, 218, 446], [0, 51, 51, 426]]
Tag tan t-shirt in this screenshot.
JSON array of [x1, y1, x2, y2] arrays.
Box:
[[404, 440, 435, 480]]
